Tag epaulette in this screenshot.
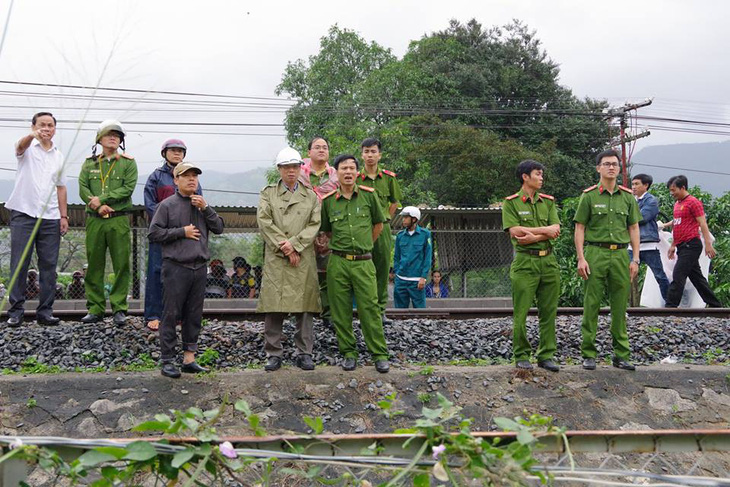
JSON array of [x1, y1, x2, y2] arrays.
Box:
[[583, 185, 598, 193], [359, 185, 375, 193], [322, 190, 337, 199], [382, 169, 396, 177], [120, 152, 134, 159], [359, 173, 367, 180], [505, 193, 519, 200], [539, 193, 555, 200], [618, 185, 632, 193]]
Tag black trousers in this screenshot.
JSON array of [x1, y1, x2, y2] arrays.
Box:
[[8, 211, 61, 319], [666, 238, 722, 308], [160, 260, 207, 361]]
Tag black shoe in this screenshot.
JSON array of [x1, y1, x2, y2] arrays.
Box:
[[516, 360, 533, 370], [264, 356, 282, 372], [342, 357, 357, 371], [161, 362, 181, 378], [113, 311, 127, 326], [582, 358, 596, 370], [375, 360, 390, 373], [612, 358, 636, 371], [382, 316, 393, 326], [296, 354, 315, 371], [321, 318, 333, 327], [538, 360, 560, 372], [6, 316, 22, 327], [80, 313, 102, 324], [181, 361, 208, 374], [37, 316, 61, 326]]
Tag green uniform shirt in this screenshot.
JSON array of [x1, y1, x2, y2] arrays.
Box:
[[320, 186, 386, 254], [573, 184, 641, 244], [79, 153, 138, 214], [501, 189, 560, 251], [310, 168, 331, 187], [358, 165, 402, 221]]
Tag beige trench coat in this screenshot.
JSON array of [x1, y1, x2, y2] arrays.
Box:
[[256, 180, 322, 313]]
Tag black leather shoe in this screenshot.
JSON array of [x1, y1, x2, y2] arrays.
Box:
[[516, 360, 533, 370], [80, 313, 102, 324], [113, 311, 127, 326], [612, 358, 636, 371], [264, 356, 282, 372], [538, 360, 560, 372], [375, 360, 390, 373], [342, 357, 356, 371], [37, 316, 61, 326], [296, 354, 315, 371], [161, 362, 181, 378], [181, 361, 208, 374], [382, 316, 393, 326], [582, 358, 596, 370], [6, 316, 22, 327]]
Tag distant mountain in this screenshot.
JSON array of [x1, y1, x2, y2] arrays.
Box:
[[0, 167, 269, 208], [631, 141, 730, 196]]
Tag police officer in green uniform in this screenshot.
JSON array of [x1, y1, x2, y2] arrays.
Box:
[[574, 149, 641, 371], [78, 120, 138, 325], [358, 138, 403, 325], [502, 160, 561, 372], [320, 154, 390, 373]]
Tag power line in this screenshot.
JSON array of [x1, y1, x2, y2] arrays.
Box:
[[630, 161, 730, 177]]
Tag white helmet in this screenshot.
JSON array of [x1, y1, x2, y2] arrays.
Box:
[[400, 206, 421, 221], [96, 119, 126, 143], [274, 147, 303, 166]]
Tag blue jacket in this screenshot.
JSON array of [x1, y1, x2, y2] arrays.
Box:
[[393, 225, 432, 279], [636, 192, 660, 243], [144, 162, 202, 220]]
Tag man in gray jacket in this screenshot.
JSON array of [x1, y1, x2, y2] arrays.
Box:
[[148, 162, 224, 378]]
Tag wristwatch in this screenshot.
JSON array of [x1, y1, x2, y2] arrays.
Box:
[[631, 259, 640, 265]]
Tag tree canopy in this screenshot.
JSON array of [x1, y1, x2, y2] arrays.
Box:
[[276, 20, 613, 205]]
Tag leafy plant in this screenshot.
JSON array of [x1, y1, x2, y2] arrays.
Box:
[[197, 348, 220, 367]]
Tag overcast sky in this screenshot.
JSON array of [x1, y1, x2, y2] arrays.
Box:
[[0, 0, 728, 180]]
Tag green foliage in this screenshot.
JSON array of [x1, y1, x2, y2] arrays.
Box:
[[19, 356, 62, 374], [197, 348, 219, 367], [26, 398, 37, 409], [419, 365, 434, 376], [417, 393, 432, 404], [277, 20, 611, 206], [377, 392, 405, 419]]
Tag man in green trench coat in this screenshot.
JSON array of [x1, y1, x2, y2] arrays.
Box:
[[257, 147, 322, 371]]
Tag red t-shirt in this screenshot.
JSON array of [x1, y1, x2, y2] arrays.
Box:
[[672, 194, 704, 245]]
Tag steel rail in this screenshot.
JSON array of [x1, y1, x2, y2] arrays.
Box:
[[3, 307, 730, 321]]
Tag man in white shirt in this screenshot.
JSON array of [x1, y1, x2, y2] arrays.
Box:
[[5, 112, 68, 327]]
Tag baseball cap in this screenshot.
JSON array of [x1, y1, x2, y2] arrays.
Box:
[[173, 162, 202, 178]]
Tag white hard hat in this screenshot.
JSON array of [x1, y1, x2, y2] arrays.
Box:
[[400, 206, 421, 220], [274, 147, 303, 166], [96, 119, 126, 143]]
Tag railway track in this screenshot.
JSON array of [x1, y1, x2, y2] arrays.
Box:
[[3, 306, 729, 321]]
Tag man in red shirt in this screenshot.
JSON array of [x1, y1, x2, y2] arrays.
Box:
[[664, 175, 722, 308]]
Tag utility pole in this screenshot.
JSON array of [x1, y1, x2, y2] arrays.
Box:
[[606, 99, 653, 185]]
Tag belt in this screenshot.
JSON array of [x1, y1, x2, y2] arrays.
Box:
[[586, 242, 625, 250], [332, 250, 372, 261], [89, 211, 129, 219], [517, 248, 552, 257]]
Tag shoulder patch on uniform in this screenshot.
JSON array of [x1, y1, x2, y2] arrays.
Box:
[[583, 185, 598, 193], [539, 193, 555, 200], [120, 152, 134, 159], [505, 193, 519, 200], [359, 185, 375, 192], [618, 185, 632, 193], [322, 190, 337, 199], [382, 169, 396, 177], [359, 173, 366, 180]]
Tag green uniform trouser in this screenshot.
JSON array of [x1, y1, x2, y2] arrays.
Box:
[[327, 254, 389, 361], [372, 222, 392, 314], [581, 245, 631, 361], [85, 216, 131, 316], [510, 252, 560, 362], [317, 253, 330, 320]]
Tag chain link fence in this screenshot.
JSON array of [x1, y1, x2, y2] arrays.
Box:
[[0, 213, 516, 304]]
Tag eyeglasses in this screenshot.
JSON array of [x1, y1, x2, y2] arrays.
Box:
[[601, 162, 620, 168]]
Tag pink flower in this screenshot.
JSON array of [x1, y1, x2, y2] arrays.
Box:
[[431, 444, 446, 459], [218, 441, 237, 459]]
